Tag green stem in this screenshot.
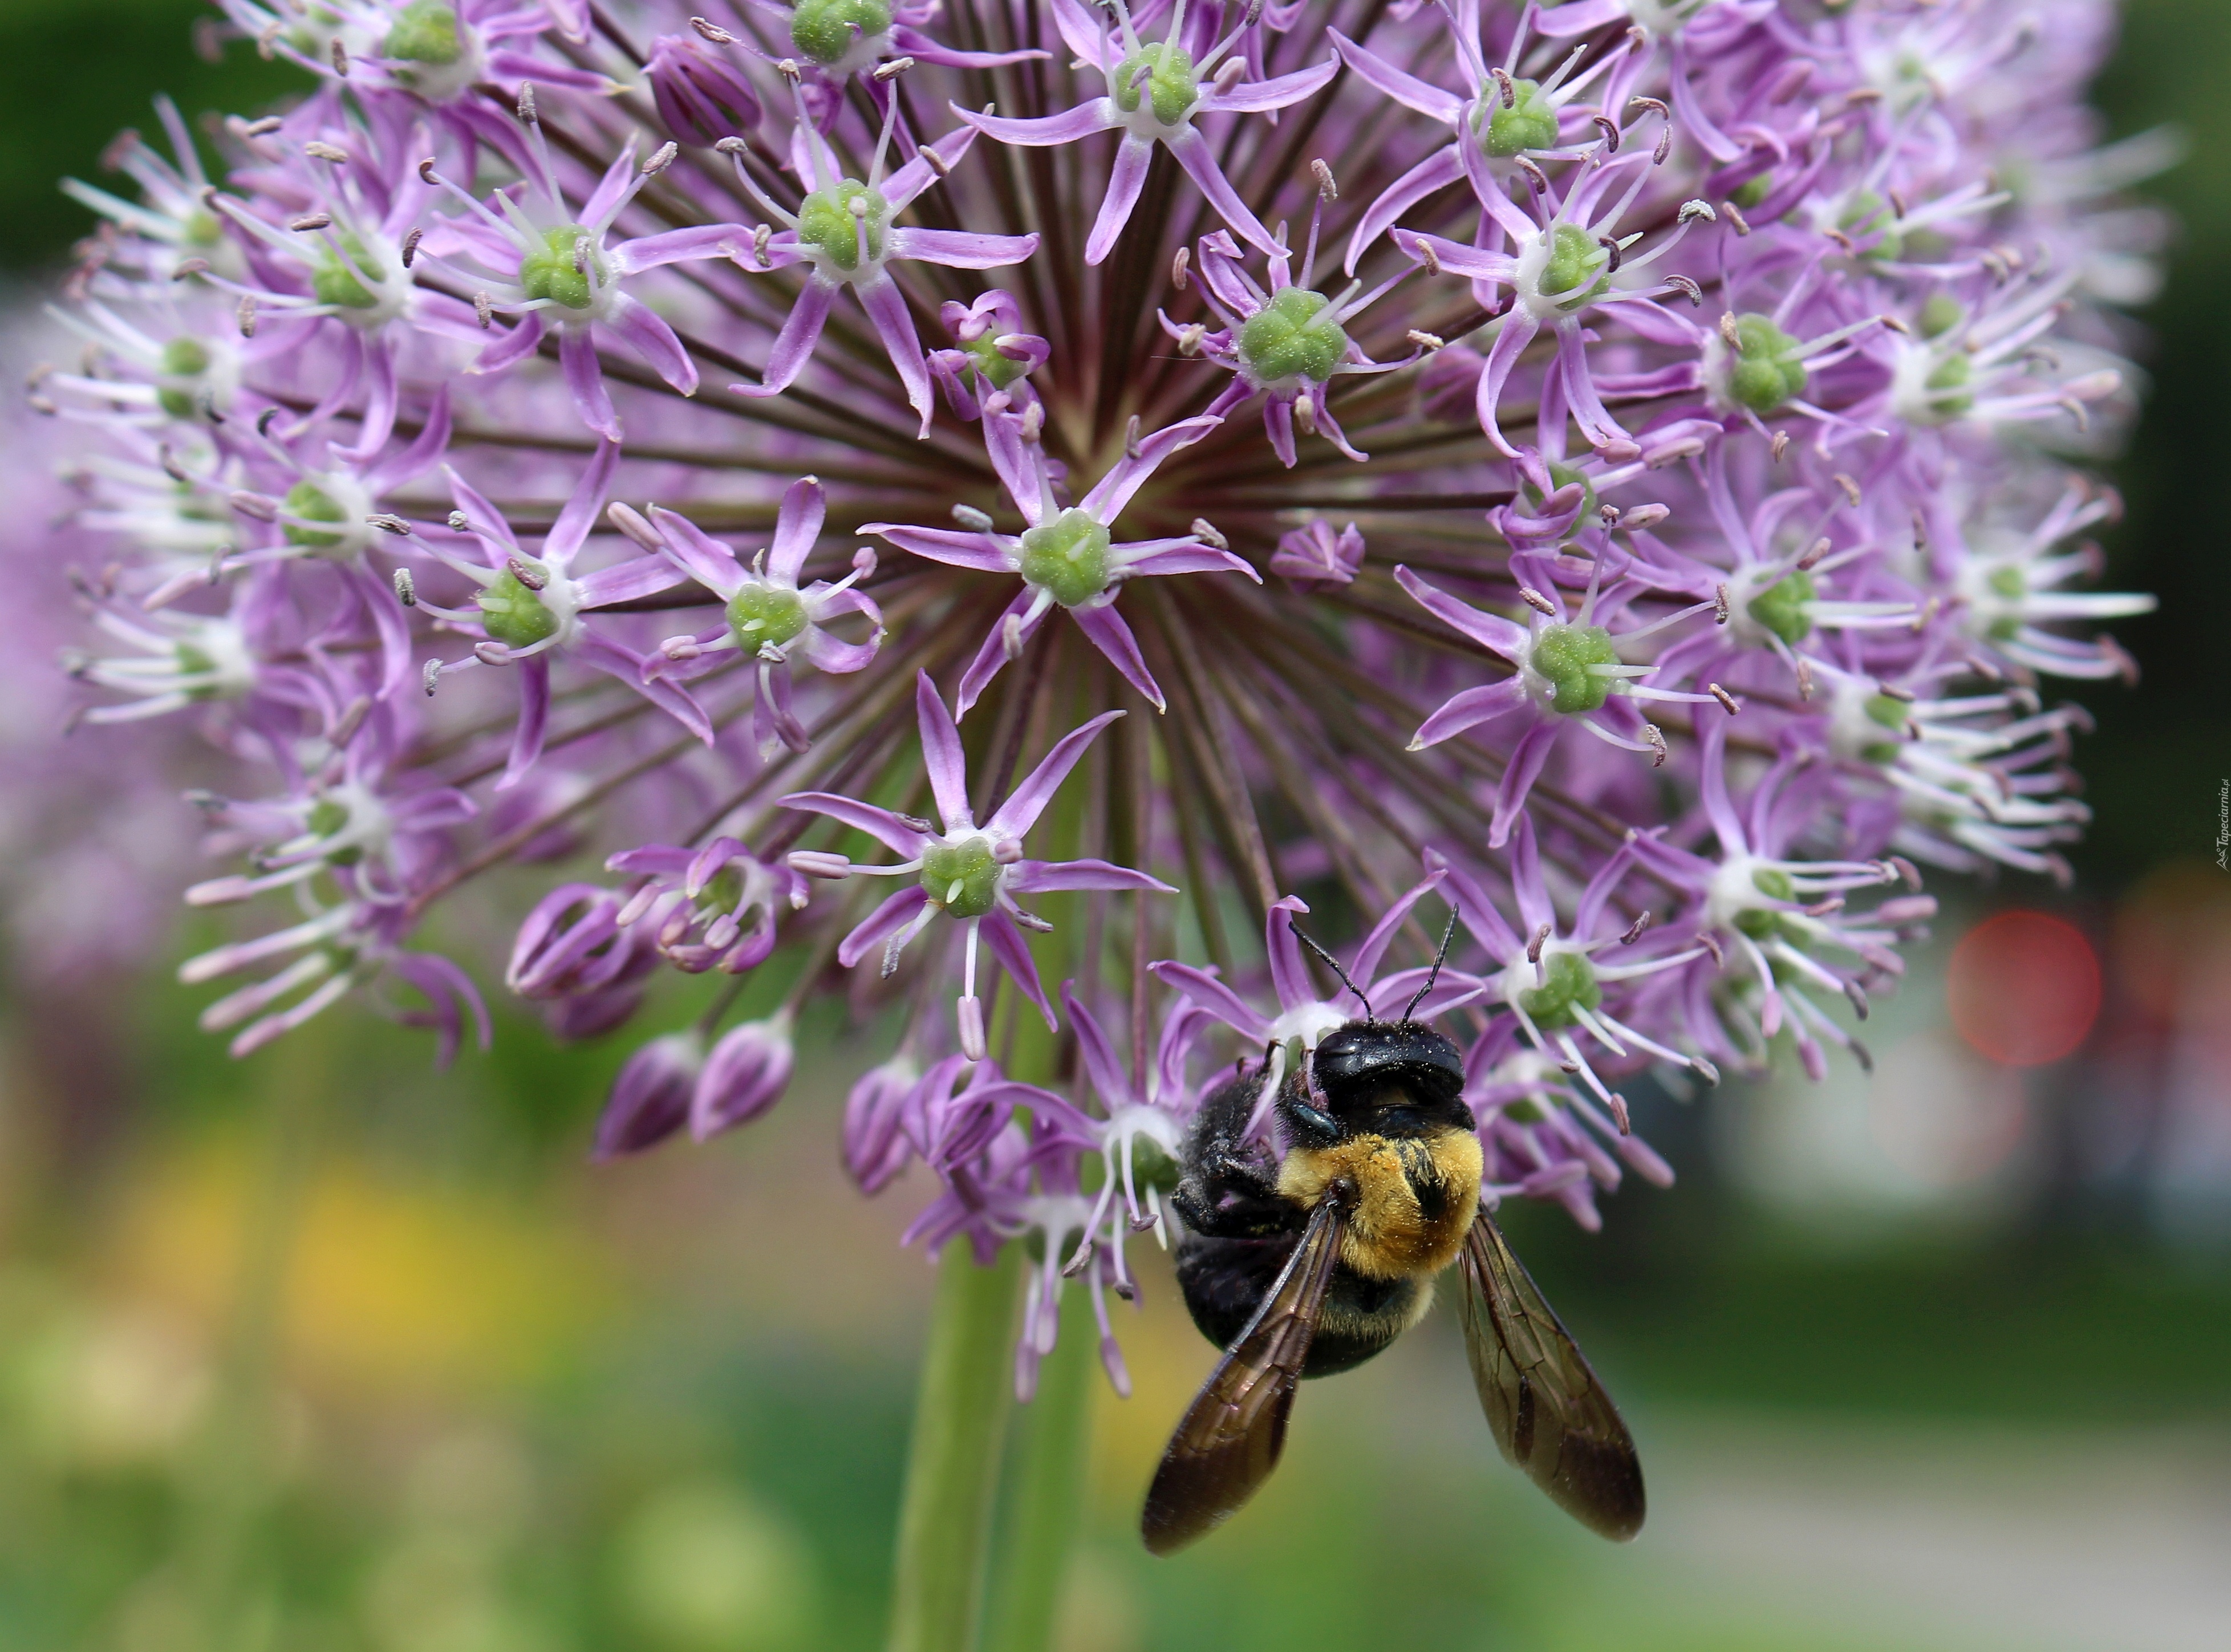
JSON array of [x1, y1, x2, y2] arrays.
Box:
[[886, 1241, 1024, 1652], [983, 1285, 1098, 1652]]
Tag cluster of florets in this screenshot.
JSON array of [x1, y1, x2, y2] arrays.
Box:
[[22, 0, 2163, 1387]]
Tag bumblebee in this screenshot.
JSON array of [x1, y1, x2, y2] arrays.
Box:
[[1142, 922, 1645, 1554]]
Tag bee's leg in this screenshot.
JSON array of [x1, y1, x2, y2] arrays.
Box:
[[1170, 1174, 1299, 1239]]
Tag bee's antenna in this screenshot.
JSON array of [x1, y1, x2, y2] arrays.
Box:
[[1401, 907, 1461, 1023], [1288, 919, 1372, 1019]]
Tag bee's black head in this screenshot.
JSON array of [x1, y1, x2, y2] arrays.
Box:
[[1307, 1018, 1471, 1135]]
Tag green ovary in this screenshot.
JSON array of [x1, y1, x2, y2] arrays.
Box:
[[1112, 46, 1198, 127], [1726, 312, 1808, 413], [1746, 567, 1815, 645], [1919, 293, 1964, 339], [726, 582, 809, 652], [1017, 509, 1113, 608], [305, 796, 363, 866], [790, 0, 891, 65], [174, 642, 225, 701], [520, 224, 603, 312], [313, 234, 383, 310], [383, 0, 460, 63], [1520, 460, 1597, 519], [1733, 866, 1804, 942], [1235, 287, 1349, 385], [477, 567, 560, 649], [1732, 173, 1772, 209], [963, 334, 1030, 391], [1481, 79, 1559, 157], [1925, 353, 1974, 417], [1528, 622, 1619, 714], [796, 182, 890, 273], [1518, 952, 1601, 1029], [920, 837, 999, 919], [157, 336, 212, 418], [1986, 565, 2025, 600], [282, 482, 349, 550], [1539, 224, 1609, 301]]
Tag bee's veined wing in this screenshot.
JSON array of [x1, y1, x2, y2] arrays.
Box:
[[1458, 1211, 1646, 1540], [1140, 1198, 1345, 1556]]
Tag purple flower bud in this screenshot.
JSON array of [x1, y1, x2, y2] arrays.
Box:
[[1269, 520, 1364, 592], [844, 1054, 920, 1192], [690, 1012, 795, 1140], [646, 35, 761, 148], [593, 1032, 704, 1159]]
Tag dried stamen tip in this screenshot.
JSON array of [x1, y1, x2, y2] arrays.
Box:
[[643, 142, 679, 174], [1796, 537, 1830, 571], [1665, 274, 1703, 306], [1017, 402, 1044, 443], [303, 141, 349, 164], [1311, 159, 1337, 201], [1190, 518, 1227, 550], [366, 513, 412, 537], [1771, 431, 1791, 461], [421, 659, 443, 697], [1707, 683, 1741, 716], [715, 136, 748, 156], [517, 84, 538, 124], [330, 38, 349, 76], [400, 228, 422, 268], [171, 258, 210, 281], [474, 293, 493, 329], [1526, 923, 1550, 964], [1489, 67, 1515, 108], [691, 15, 737, 41], [1718, 312, 1742, 348], [1698, 931, 1725, 966], [1592, 114, 1620, 151], [393, 569, 417, 606], [237, 295, 258, 338], [1124, 414, 1143, 460], [872, 56, 915, 82], [1608, 1094, 1632, 1135], [447, 510, 472, 532], [777, 58, 802, 83], [952, 503, 994, 530], [506, 557, 549, 591], [1726, 202, 1752, 236], [1408, 236, 1441, 275], [1519, 586, 1557, 616], [1171, 246, 1190, 290], [1406, 329, 1445, 351], [1620, 910, 1653, 945], [1833, 473, 1862, 506], [240, 115, 283, 137], [287, 213, 332, 233], [1644, 723, 1667, 766]]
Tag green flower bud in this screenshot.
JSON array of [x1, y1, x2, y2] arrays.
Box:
[[1529, 622, 1620, 714], [790, 0, 891, 66], [383, 0, 461, 64], [920, 836, 1000, 919], [1839, 190, 1902, 260], [519, 223, 601, 312], [1480, 79, 1560, 157], [796, 182, 890, 273], [477, 566, 561, 649], [1518, 951, 1601, 1029], [1017, 508, 1114, 608], [1725, 312, 1808, 414], [313, 234, 383, 310], [725, 582, 809, 652], [1745, 567, 1815, 645], [1235, 286, 1349, 385], [1112, 46, 1199, 127], [1855, 694, 1911, 765], [282, 481, 350, 550]]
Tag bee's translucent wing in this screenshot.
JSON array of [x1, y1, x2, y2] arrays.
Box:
[[1458, 1211, 1646, 1540], [1140, 1199, 1344, 1555]]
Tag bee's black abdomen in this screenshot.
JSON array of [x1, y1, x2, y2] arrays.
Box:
[[1175, 1233, 1420, 1378]]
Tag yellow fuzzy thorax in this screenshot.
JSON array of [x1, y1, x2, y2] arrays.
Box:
[[1277, 1127, 1483, 1281]]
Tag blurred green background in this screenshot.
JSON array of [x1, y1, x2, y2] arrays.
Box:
[[3, 5, 2229, 1650]]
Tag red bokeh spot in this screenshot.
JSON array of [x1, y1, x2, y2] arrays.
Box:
[[1947, 910, 2102, 1067]]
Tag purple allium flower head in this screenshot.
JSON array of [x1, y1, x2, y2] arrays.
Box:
[[15, 0, 2174, 1389]]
